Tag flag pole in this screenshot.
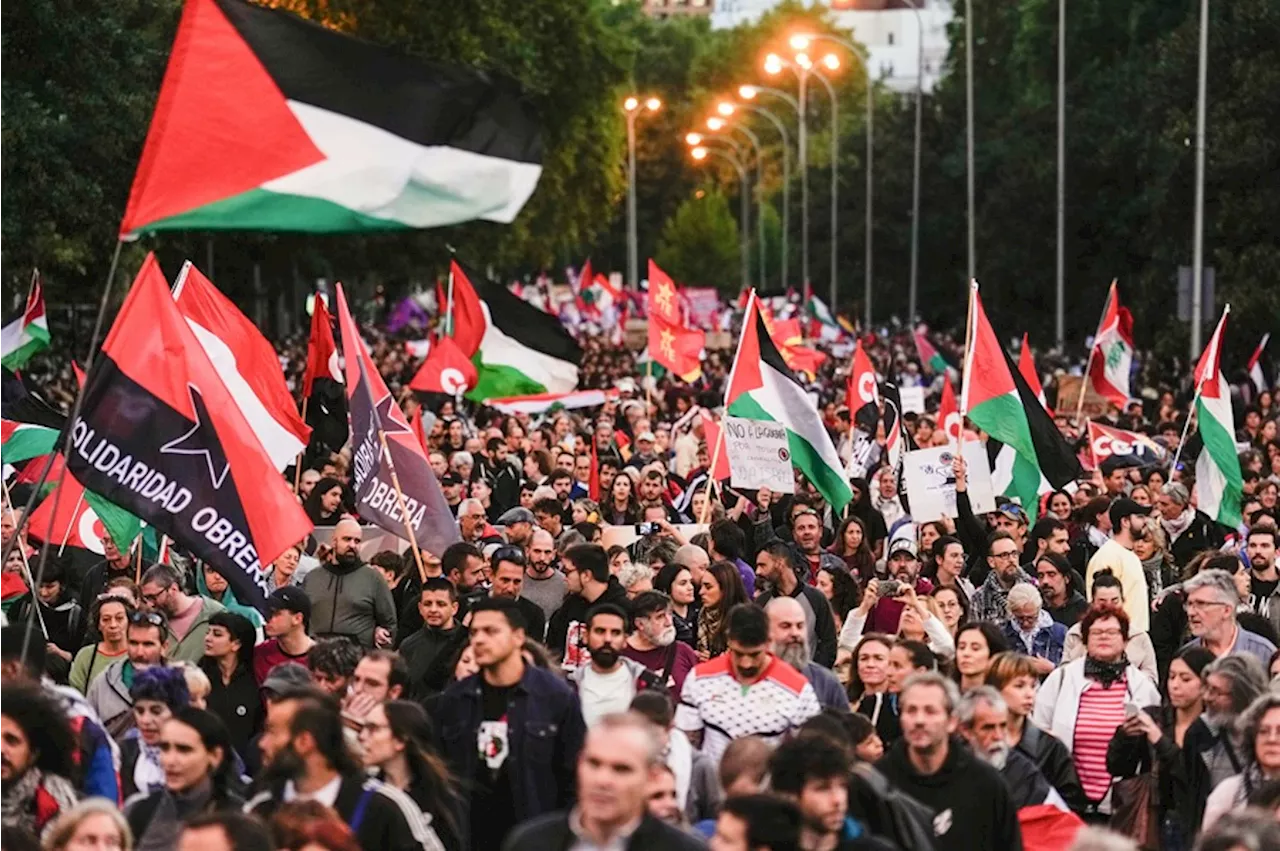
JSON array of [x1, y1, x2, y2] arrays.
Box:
[[293, 396, 310, 493], [1, 480, 48, 640], [56, 488, 88, 556], [1073, 279, 1116, 427], [699, 423, 724, 526], [376, 430, 428, 584], [956, 280, 977, 457]]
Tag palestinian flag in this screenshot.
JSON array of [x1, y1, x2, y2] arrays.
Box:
[[119, 0, 542, 236], [914, 325, 948, 374], [726, 292, 851, 512], [804, 295, 845, 343], [1, 273, 50, 371], [28, 468, 141, 556], [1018, 333, 1049, 412], [961, 286, 1082, 514], [1192, 308, 1243, 528], [486, 389, 616, 415], [65, 253, 311, 613], [1248, 334, 1271, 394], [450, 262, 582, 402], [1087, 281, 1134, 407], [1, 421, 59, 464]]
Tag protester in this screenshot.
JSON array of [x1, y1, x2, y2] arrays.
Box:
[[956, 686, 1067, 810], [953, 621, 1010, 693], [42, 798, 134, 851], [755, 542, 838, 668], [303, 519, 396, 649], [253, 588, 315, 686], [570, 603, 663, 726], [769, 733, 895, 851], [709, 794, 803, 851], [765, 597, 849, 711], [696, 560, 750, 661], [1182, 569, 1277, 664], [1036, 552, 1089, 627], [69, 595, 132, 694], [1200, 654, 1271, 791], [86, 610, 168, 737], [1202, 692, 1280, 830], [1001, 581, 1068, 674], [307, 638, 362, 697], [1085, 499, 1152, 635], [487, 546, 547, 642], [120, 667, 191, 799], [622, 591, 698, 698], [139, 564, 225, 663], [76, 537, 135, 612], [397, 578, 466, 700], [546, 543, 628, 669], [847, 633, 899, 744], [200, 612, 261, 760], [970, 532, 1036, 626], [0, 683, 79, 836], [654, 562, 699, 647], [518, 528, 566, 621]]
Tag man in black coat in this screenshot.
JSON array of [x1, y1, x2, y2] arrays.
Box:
[[397, 577, 467, 698], [502, 712, 702, 851]]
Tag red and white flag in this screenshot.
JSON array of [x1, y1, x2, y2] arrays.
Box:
[[937, 373, 962, 444], [1248, 333, 1270, 393], [847, 339, 879, 421], [1087, 281, 1134, 407], [409, 335, 478, 396]]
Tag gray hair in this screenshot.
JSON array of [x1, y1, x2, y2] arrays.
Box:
[[617, 561, 654, 592], [1005, 582, 1043, 613], [1066, 826, 1137, 851], [1183, 569, 1241, 607], [1236, 691, 1280, 765], [956, 685, 1008, 727], [449, 451, 474, 469], [673, 544, 710, 570], [44, 797, 134, 851], [900, 671, 962, 716], [457, 498, 485, 517], [1204, 654, 1270, 715], [591, 711, 665, 766], [1196, 810, 1280, 851], [1160, 481, 1190, 506]]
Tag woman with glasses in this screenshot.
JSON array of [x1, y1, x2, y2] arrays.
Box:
[[357, 701, 461, 851], [930, 586, 968, 645], [1203, 692, 1280, 830], [1107, 645, 1216, 849], [124, 707, 243, 851], [69, 595, 133, 694], [1034, 603, 1160, 819]]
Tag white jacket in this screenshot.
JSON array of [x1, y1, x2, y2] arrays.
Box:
[[1032, 657, 1160, 756]]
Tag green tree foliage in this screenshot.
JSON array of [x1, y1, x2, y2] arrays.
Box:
[[655, 189, 740, 293]]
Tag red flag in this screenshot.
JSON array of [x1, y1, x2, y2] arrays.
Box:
[[576, 259, 592, 293], [72, 361, 86, 389], [938, 373, 962, 444], [27, 473, 106, 555], [648, 317, 704, 382], [1087, 420, 1165, 467], [847, 339, 879, 417], [1018, 333, 1049, 412], [699, 410, 731, 480], [589, 442, 600, 501], [446, 260, 487, 357], [409, 335, 478, 395], [303, 296, 339, 398], [647, 260, 681, 324], [1087, 281, 1134, 407], [409, 406, 428, 452]]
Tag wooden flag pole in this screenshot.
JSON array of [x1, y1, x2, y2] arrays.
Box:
[[133, 534, 144, 584], [955, 280, 978, 458], [377, 429, 428, 584], [56, 488, 88, 556], [645, 357, 653, 412], [1, 480, 48, 640], [293, 396, 310, 494], [699, 427, 725, 526]]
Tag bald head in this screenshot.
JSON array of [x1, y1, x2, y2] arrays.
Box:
[[331, 517, 363, 563], [766, 596, 809, 663], [531, 528, 555, 549], [673, 544, 710, 583]]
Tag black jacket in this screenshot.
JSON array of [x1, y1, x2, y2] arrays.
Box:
[[1016, 721, 1086, 814], [399, 622, 468, 698], [432, 665, 586, 849], [77, 560, 133, 611], [1000, 748, 1056, 809], [546, 578, 628, 659], [756, 581, 838, 668], [1165, 511, 1225, 571], [1107, 703, 1218, 835], [198, 658, 263, 760], [501, 811, 705, 851], [877, 737, 1023, 851], [248, 775, 433, 851]]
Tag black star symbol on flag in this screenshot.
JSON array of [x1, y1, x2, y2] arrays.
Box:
[[160, 384, 230, 490], [375, 393, 411, 436]]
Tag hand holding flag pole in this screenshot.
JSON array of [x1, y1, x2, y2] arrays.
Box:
[[1169, 303, 1231, 475]]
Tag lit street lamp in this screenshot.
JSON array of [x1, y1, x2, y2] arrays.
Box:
[[623, 95, 661, 291], [739, 85, 797, 293], [691, 145, 751, 291]]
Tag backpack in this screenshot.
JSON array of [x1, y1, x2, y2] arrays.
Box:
[[849, 763, 939, 851]]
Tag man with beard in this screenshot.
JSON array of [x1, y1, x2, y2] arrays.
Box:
[[783, 507, 845, 589], [398, 578, 466, 699], [1, 683, 79, 836], [1245, 526, 1280, 623], [861, 539, 935, 634], [876, 673, 1022, 851], [86, 610, 168, 738], [769, 734, 895, 851], [956, 686, 1069, 811], [547, 544, 628, 669], [622, 591, 698, 699], [533, 497, 566, 540], [1035, 552, 1088, 628], [479, 437, 521, 514], [570, 604, 663, 727], [969, 533, 1035, 627], [520, 528, 567, 621], [766, 598, 848, 711], [138, 563, 227, 663], [247, 688, 441, 851], [497, 506, 536, 549], [1085, 498, 1151, 634], [755, 543, 838, 668], [303, 518, 397, 649]]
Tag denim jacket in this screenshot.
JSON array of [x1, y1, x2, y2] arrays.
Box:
[[432, 664, 586, 848], [1002, 611, 1068, 666]]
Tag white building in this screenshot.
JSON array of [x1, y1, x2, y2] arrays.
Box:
[[712, 0, 954, 95]]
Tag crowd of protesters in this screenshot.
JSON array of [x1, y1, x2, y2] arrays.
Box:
[[2, 302, 1280, 851]]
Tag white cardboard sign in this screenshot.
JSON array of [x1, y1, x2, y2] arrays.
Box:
[[901, 441, 996, 523], [723, 416, 795, 494]]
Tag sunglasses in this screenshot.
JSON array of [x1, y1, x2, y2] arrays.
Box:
[[129, 611, 166, 628], [492, 546, 526, 566]]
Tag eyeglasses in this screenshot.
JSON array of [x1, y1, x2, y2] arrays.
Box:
[[140, 585, 172, 606], [129, 611, 166, 628], [1185, 599, 1231, 611], [989, 551, 1019, 561], [1087, 628, 1124, 639]]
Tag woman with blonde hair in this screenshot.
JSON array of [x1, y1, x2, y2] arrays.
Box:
[[41, 798, 132, 851]]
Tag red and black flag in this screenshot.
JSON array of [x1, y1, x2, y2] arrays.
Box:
[[65, 254, 311, 612], [302, 296, 347, 453], [335, 285, 460, 557]]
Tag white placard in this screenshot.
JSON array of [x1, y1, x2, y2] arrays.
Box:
[[899, 385, 926, 414], [901, 441, 996, 523], [723, 416, 795, 494]]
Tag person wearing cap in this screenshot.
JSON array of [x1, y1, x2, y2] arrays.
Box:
[[1085, 498, 1152, 635], [969, 532, 1037, 627], [845, 537, 937, 639], [440, 471, 465, 515], [626, 431, 660, 471], [498, 506, 536, 548], [254, 587, 315, 686], [993, 501, 1030, 556]]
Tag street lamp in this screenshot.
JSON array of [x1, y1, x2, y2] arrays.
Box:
[[764, 52, 810, 298], [787, 31, 880, 329], [623, 94, 661, 291], [708, 113, 767, 292], [691, 145, 751, 292], [725, 96, 792, 294]]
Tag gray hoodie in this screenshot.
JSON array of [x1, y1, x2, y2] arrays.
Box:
[[302, 558, 397, 648], [85, 659, 135, 739]]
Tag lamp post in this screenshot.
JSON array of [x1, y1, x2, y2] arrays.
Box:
[[738, 86, 796, 293], [711, 109, 767, 292], [692, 145, 751, 292], [965, 0, 975, 284], [808, 59, 841, 314], [623, 95, 661, 291], [764, 52, 809, 296], [788, 32, 877, 328], [1190, 0, 1208, 357]]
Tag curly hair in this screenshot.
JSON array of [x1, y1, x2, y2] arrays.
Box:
[[0, 683, 76, 780], [306, 638, 362, 681], [129, 665, 191, 709]]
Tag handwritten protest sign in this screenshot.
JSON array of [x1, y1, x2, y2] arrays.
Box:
[[723, 416, 794, 494]]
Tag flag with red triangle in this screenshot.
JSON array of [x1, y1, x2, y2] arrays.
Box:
[[409, 335, 478, 396], [1192, 307, 1243, 527], [27, 468, 141, 557], [937, 373, 962, 444], [1018, 334, 1049, 412], [336, 284, 461, 556], [1087, 281, 1134, 407]]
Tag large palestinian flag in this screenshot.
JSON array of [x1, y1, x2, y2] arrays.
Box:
[[726, 293, 852, 513], [1193, 308, 1243, 528], [961, 287, 1082, 515], [449, 262, 582, 402], [65, 254, 311, 612], [119, 0, 542, 236]]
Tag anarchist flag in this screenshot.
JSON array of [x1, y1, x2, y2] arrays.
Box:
[[65, 254, 311, 612]]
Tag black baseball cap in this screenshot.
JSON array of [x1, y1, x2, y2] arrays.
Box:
[[267, 586, 311, 620], [441, 472, 462, 486], [1108, 498, 1148, 529]]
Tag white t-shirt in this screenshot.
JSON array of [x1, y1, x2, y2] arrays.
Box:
[[579, 664, 636, 728]]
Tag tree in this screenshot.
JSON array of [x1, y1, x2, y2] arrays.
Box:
[[655, 189, 740, 293]]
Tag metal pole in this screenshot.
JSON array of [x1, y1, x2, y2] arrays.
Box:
[[866, 79, 874, 330], [909, 0, 924, 324], [965, 0, 976, 283], [799, 71, 810, 294], [725, 124, 766, 293], [739, 100, 793, 293], [741, 163, 751, 293], [811, 72, 838, 312], [1055, 0, 1066, 348], [626, 112, 638, 290], [1191, 0, 1208, 356]]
